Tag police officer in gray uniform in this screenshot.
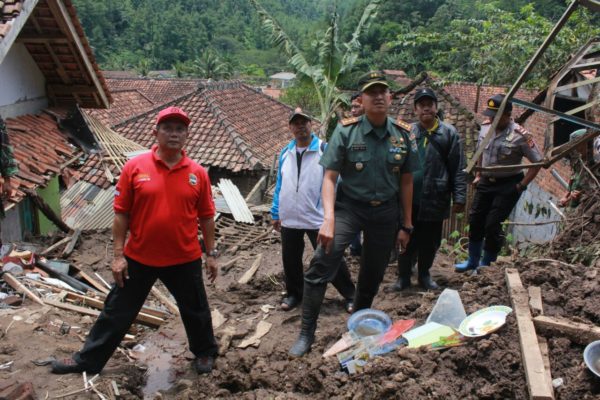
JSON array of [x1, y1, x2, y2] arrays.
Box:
[[455, 94, 542, 272], [288, 71, 418, 357]]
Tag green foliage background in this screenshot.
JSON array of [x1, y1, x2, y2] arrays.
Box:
[[74, 0, 599, 88]]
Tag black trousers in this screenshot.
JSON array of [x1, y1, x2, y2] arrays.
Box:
[[304, 199, 398, 311], [398, 209, 443, 281], [74, 257, 217, 373], [280, 227, 355, 300], [469, 175, 523, 254]]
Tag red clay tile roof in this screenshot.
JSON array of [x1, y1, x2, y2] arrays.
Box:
[[104, 78, 201, 105], [85, 78, 201, 126], [1, 0, 111, 108], [444, 82, 538, 122], [110, 80, 294, 173], [78, 152, 117, 190], [4, 111, 77, 204]]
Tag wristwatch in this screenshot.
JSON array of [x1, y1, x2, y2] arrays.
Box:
[[207, 249, 219, 258], [400, 226, 414, 235]]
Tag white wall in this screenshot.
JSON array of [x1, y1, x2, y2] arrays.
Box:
[[510, 181, 560, 245], [0, 43, 47, 118]]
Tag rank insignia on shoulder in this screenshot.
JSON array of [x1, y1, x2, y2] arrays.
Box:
[[514, 124, 529, 135], [394, 118, 412, 131], [341, 117, 360, 126]]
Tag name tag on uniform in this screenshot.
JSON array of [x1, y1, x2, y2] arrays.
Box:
[[351, 143, 367, 151]]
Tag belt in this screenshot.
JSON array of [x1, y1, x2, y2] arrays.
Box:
[[340, 195, 397, 208], [481, 173, 524, 184]]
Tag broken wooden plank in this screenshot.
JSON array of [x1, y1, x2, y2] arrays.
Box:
[[150, 287, 179, 316], [44, 298, 164, 329], [527, 285, 554, 396], [62, 229, 82, 257], [220, 255, 244, 273], [70, 264, 110, 295], [528, 286, 544, 316], [533, 315, 600, 345], [505, 268, 554, 400], [238, 253, 263, 284], [63, 292, 167, 321], [3, 272, 45, 305], [110, 381, 120, 399], [40, 236, 72, 256]]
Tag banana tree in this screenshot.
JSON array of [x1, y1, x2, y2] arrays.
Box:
[[250, 0, 382, 137]]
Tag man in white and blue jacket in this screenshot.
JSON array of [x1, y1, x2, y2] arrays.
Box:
[[271, 109, 355, 313]]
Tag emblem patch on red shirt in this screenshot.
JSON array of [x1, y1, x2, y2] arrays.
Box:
[[189, 173, 197, 186], [135, 173, 151, 183]]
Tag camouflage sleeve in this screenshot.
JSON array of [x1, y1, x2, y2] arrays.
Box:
[[0, 117, 18, 178]]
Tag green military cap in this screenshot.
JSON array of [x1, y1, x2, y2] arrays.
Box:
[[569, 128, 587, 141], [358, 71, 389, 92]]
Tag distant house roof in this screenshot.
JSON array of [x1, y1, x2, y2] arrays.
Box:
[[4, 111, 77, 205], [270, 72, 296, 80], [0, 0, 111, 108], [79, 80, 296, 188]]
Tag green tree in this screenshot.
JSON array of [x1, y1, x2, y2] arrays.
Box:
[[389, 2, 600, 87], [192, 50, 232, 80], [251, 0, 382, 136]]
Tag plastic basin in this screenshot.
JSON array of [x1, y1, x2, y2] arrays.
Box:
[[584, 340, 600, 378], [347, 309, 392, 338]]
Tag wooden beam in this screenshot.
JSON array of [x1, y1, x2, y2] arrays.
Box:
[[528, 286, 544, 316], [46, 0, 109, 108], [534, 315, 600, 345], [17, 35, 69, 44], [238, 253, 263, 284], [570, 60, 600, 71], [150, 287, 180, 316], [69, 264, 110, 295], [47, 84, 98, 95], [3, 273, 45, 305], [528, 285, 554, 396], [563, 97, 600, 116], [505, 268, 554, 400], [40, 236, 72, 256], [553, 76, 600, 94], [62, 229, 81, 257], [44, 297, 164, 328], [580, 0, 600, 11]]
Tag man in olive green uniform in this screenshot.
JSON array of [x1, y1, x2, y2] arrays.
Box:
[[289, 72, 418, 357], [455, 94, 542, 273], [0, 116, 18, 244]]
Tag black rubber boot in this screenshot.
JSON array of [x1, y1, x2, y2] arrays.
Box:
[[289, 283, 326, 357]]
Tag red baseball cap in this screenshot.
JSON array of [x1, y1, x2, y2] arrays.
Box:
[[156, 106, 191, 126]]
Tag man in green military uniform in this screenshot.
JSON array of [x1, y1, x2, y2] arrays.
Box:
[[289, 71, 418, 357], [0, 115, 18, 243]]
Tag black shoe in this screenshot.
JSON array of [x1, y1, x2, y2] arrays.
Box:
[[281, 295, 301, 311], [418, 276, 439, 290], [50, 358, 86, 375], [193, 356, 215, 374], [388, 278, 411, 292]]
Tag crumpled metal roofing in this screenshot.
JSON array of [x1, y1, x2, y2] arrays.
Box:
[[61, 180, 114, 231]]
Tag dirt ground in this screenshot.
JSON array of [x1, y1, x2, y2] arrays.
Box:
[[1, 229, 600, 399]]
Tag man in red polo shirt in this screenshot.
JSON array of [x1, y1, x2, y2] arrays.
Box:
[[51, 106, 219, 375]]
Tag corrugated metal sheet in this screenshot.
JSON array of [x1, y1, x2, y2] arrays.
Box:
[[217, 179, 254, 224], [61, 181, 114, 231]]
